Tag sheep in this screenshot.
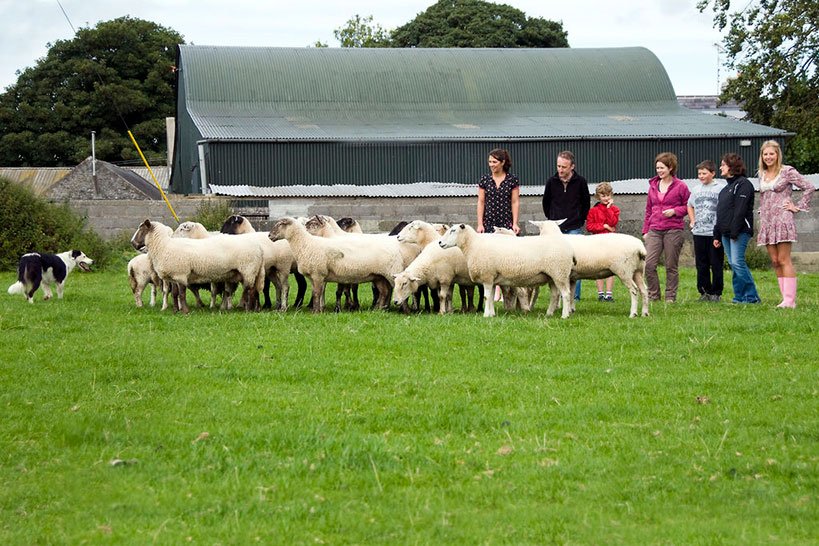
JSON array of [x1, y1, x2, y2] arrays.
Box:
[[127, 253, 162, 308], [438, 223, 575, 319], [131, 219, 265, 314], [304, 215, 418, 312], [529, 220, 649, 318], [172, 221, 234, 309], [269, 217, 403, 313], [391, 243, 478, 314], [394, 220, 479, 312], [220, 215, 307, 309]]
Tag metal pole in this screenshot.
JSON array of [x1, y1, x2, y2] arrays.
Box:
[[91, 131, 99, 195]]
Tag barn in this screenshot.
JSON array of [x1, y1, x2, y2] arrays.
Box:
[[170, 45, 788, 196]]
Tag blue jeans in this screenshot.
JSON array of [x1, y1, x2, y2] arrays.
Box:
[[565, 228, 583, 299], [722, 233, 760, 303]]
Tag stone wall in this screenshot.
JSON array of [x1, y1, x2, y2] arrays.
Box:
[[67, 193, 819, 269]]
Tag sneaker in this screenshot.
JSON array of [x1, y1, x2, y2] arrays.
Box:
[[698, 294, 710, 302], [598, 293, 605, 301], [604, 295, 614, 302], [708, 294, 721, 302]]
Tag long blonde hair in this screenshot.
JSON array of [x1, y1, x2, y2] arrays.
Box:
[[758, 140, 783, 179]]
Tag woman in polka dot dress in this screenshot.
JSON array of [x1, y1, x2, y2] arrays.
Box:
[[477, 148, 520, 302], [477, 148, 520, 235]]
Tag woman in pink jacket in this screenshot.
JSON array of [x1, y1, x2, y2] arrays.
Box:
[[642, 152, 691, 302], [756, 140, 815, 308]]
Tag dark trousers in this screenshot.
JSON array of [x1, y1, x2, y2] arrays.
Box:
[[692, 235, 724, 296]]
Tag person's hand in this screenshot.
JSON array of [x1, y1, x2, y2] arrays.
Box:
[[606, 201, 612, 208], [477, 224, 485, 233], [713, 239, 721, 248], [512, 223, 521, 235], [689, 219, 695, 229], [784, 201, 800, 213], [607, 225, 616, 232], [662, 209, 675, 217]]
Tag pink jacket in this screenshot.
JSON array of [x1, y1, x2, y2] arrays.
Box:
[[643, 176, 691, 234]]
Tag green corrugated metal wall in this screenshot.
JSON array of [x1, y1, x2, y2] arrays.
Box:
[[198, 137, 782, 190]]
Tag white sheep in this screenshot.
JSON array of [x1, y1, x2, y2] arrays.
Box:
[[269, 217, 404, 313], [529, 220, 649, 318], [127, 253, 162, 308], [438, 223, 575, 318], [131, 219, 265, 314], [391, 243, 477, 314], [220, 215, 307, 309]]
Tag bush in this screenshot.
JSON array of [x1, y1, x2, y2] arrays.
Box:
[[0, 177, 112, 271], [745, 243, 771, 270], [190, 199, 234, 231]]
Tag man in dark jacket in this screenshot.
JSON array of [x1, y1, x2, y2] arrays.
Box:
[[542, 150, 591, 299]]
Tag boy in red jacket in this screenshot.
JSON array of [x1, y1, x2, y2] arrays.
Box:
[[586, 182, 620, 301]]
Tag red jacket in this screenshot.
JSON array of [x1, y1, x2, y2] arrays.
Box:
[[586, 202, 620, 234]]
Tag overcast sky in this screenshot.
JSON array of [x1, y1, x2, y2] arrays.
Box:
[[0, 0, 729, 95]]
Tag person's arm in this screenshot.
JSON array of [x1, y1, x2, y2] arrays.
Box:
[[687, 205, 696, 229], [542, 181, 551, 219], [730, 180, 753, 238], [783, 166, 816, 211], [477, 187, 486, 233], [673, 184, 692, 218], [586, 206, 604, 233], [643, 188, 653, 235], [608, 205, 620, 231], [511, 186, 520, 234], [579, 181, 591, 224]]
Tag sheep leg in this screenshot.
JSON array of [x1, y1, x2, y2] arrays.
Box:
[[545, 280, 560, 317], [350, 284, 360, 311], [310, 277, 326, 313], [634, 269, 650, 317], [556, 280, 572, 319], [129, 274, 143, 308], [334, 284, 344, 312], [292, 272, 307, 308], [261, 276, 273, 309], [275, 269, 290, 311], [482, 282, 495, 317], [439, 284, 451, 315], [161, 280, 171, 310]]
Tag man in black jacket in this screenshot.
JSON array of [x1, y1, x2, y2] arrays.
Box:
[[542, 150, 591, 299]]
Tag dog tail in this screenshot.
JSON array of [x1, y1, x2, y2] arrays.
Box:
[[8, 281, 24, 296]]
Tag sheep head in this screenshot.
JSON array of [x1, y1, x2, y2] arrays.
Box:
[[392, 272, 421, 306], [221, 215, 254, 234], [131, 219, 157, 251], [269, 217, 296, 242], [438, 223, 467, 250]]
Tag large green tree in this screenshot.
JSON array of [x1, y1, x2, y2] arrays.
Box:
[[330, 1, 568, 49], [0, 16, 183, 167], [390, 0, 568, 48], [699, 0, 818, 172]]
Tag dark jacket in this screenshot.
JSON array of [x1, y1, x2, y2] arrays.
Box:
[[542, 171, 591, 232], [714, 175, 755, 240]]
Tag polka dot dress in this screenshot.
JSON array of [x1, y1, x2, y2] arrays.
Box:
[[479, 173, 519, 232]]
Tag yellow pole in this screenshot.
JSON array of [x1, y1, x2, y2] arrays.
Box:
[[127, 130, 180, 224]]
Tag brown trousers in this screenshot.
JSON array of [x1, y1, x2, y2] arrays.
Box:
[[644, 229, 685, 301]]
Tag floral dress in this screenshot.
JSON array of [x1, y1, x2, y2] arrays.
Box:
[[757, 165, 815, 245], [478, 173, 519, 233]]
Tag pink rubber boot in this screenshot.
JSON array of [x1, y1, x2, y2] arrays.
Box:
[[776, 277, 785, 306], [777, 277, 797, 308]]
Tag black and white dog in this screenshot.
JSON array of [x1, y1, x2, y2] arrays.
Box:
[[7, 250, 93, 303]]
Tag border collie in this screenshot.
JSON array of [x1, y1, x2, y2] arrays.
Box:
[[7, 250, 93, 303]]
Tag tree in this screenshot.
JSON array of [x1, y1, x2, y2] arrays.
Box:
[[699, 0, 819, 172], [0, 16, 183, 167], [389, 0, 568, 48], [334, 15, 390, 48]]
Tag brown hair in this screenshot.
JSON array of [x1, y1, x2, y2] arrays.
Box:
[[696, 160, 716, 173], [758, 140, 783, 178], [595, 181, 613, 198], [655, 152, 678, 176], [721, 153, 746, 177], [489, 148, 512, 173], [557, 150, 575, 167]]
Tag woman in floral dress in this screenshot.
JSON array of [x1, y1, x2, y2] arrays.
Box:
[[756, 140, 815, 308]]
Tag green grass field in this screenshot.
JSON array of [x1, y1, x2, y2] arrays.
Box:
[[1, 266, 817, 544]]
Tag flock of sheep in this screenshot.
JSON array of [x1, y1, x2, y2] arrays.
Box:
[[129, 214, 650, 318]]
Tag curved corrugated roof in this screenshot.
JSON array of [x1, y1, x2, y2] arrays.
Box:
[[178, 45, 786, 141]]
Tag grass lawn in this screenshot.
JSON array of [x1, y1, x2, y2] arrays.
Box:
[[1, 265, 817, 544]]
